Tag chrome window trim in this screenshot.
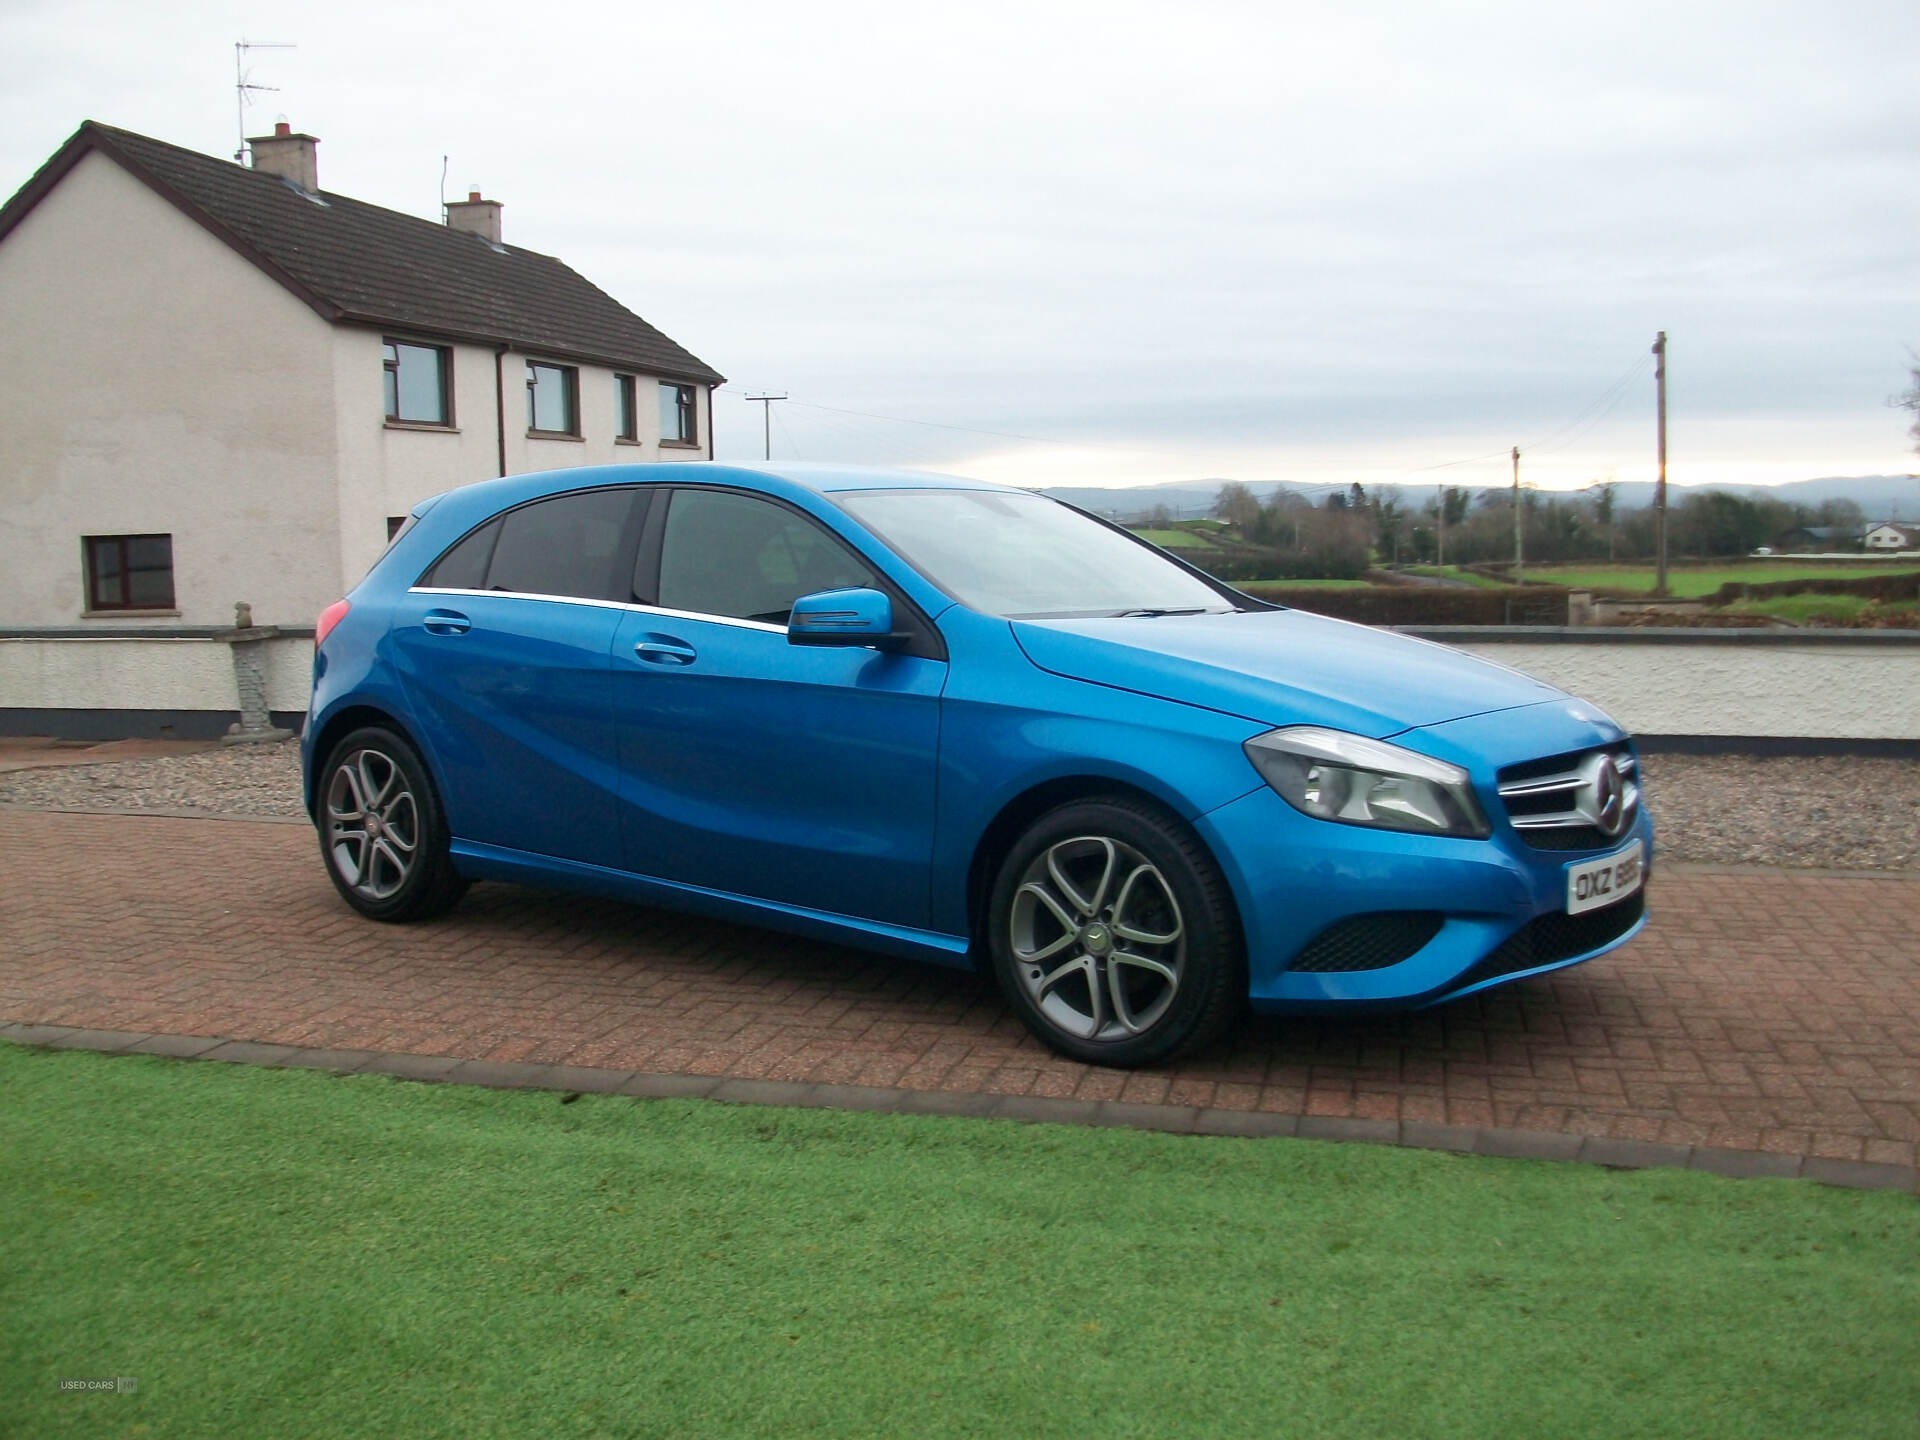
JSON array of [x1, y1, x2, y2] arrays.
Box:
[[407, 586, 788, 635]]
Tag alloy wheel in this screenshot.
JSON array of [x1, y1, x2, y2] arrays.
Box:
[[1007, 834, 1185, 1042], [324, 747, 420, 902]]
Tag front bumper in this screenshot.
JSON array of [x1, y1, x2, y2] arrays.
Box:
[[1195, 783, 1654, 1013]]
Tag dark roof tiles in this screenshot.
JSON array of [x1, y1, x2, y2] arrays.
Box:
[[0, 122, 723, 385]]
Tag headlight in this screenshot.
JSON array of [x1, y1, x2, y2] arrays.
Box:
[[1243, 727, 1490, 838]]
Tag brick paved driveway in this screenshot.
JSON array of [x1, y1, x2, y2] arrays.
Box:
[[3, 809, 1916, 1169]]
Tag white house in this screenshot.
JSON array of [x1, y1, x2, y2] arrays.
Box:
[[0, 120, 724, 737], [1864, 522, 1917, 552]]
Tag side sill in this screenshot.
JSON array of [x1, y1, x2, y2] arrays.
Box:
[[448, 839, 976, 971]]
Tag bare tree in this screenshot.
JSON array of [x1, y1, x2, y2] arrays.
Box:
[[1212, 481, 1261, 533], [1895, 360, 1920, 452]]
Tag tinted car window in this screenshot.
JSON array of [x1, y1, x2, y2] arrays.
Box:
[[484, 489, 634, 600], [656, 489, 876, 623], [422, 519, 499, 590]]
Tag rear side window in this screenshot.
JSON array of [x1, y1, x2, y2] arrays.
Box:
[[487, 490, 633, 599], [655, 489, 876, 623], [422, 520, 498, 589], [420, 489, 635, 600]]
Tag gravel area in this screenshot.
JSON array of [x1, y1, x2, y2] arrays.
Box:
[[0, 741, 1913, 871], [0, 743, 306, 819], [1636, 753, 1918, 871]]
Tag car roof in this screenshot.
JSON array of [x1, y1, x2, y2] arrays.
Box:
[[411, 460, 1022, 520], [720, 461, 1020, 495]]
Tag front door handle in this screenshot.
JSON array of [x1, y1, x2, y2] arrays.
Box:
[[634, 637, 697, 666], [423, 608, 471, 635]]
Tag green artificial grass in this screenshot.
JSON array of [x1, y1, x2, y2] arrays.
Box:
[[4, 1044, 1917, 1440]]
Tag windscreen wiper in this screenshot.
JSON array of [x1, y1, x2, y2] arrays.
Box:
[[1113, 607, 1215, 617]]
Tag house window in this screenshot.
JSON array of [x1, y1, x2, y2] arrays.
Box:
[[382, 340, 450, 425], [660, 382, 698, 446], [84, 534, 174, 611], [614, 375, 638, 441], [527, 361, 579, 436]]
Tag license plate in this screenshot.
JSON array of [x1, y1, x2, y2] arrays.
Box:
[[1566, 841, 1643, 915]]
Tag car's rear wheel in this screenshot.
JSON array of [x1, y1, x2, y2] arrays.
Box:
[[317, 725, 468, 922], [987, 796, 1246, 1067]]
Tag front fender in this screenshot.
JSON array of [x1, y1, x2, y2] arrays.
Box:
[[928, 610, 1267, 937]]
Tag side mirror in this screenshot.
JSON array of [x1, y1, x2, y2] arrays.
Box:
[[788, 587, 904, 648]]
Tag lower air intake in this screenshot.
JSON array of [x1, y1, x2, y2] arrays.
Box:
[[1449, 891, 1646, 994], [1289, 912, 1445, 973]]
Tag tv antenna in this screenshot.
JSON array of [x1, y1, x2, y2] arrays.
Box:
[[234, 39, 297, 164]]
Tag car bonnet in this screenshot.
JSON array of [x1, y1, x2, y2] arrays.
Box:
[[1010, 608, 1564, 737]]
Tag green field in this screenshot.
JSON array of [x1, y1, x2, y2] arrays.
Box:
[[6, 1044, 1919, 1440], [1725, 594, 1920, 626], [1239, 577, 1373, 591], [1130, 527, 1217, 549], [1522, 563, 1920, 597], [1402, 565, 1510, 590]]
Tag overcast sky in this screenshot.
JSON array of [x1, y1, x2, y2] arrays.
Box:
[[6, 0, 1919, 493]]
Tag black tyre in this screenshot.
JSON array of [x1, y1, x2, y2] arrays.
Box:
[[986, 795, 1246, 1067], [316, 725, 469, 922]]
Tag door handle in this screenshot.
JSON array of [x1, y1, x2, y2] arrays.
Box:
[[423, 609, 471, 635], [633, 638, 697, 666]]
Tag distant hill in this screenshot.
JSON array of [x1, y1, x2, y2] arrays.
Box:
[[1041, 474, 1920, 523]]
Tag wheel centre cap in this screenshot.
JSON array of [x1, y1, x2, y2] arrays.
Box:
[[365, 815, 384, 839], [1081, 923, 1112, 955]]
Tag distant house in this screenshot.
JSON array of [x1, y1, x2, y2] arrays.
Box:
[[1772, 524, 1863, 553], [1864, 522, 1918, 552], [0, 120, 724, 736]]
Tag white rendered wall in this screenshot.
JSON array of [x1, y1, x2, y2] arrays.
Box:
[[1455, 641, 1920, 740], [0, 152, 342, 629], [0, 634, 314, 714], [1, 631, 1911, 743], [332, 327, 714, 588]]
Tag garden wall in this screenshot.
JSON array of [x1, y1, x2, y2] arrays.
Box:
[[1409, 628, 1920, 746]]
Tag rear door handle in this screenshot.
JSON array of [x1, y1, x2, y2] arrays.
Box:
[[423, 608, 471, 635], [634, 638, 697, 666]]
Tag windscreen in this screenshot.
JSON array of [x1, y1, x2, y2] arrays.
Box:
[[836, 489, 1235, 619]]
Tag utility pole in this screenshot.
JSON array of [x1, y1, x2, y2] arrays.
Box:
[[1511, 446, 1523, 581], [1652, 331, 1669, 595], [745, 392, 787, 461]]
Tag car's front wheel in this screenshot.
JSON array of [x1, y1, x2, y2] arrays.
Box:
[[987, 796, 1246, 1067], [317, 725, 468, 922]]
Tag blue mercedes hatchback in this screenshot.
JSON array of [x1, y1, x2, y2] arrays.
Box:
[[303, 462, 1651, 1066]]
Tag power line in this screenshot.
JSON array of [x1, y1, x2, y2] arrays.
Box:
[[717, 349, 1660, 483]]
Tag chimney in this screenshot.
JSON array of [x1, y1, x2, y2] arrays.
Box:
[[247, 120, 320, 191], [445, 187, 503, 246]]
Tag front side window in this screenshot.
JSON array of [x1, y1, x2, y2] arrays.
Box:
[[84, 534, 175, 611], [527, 361, 579, 436], [654, 489, 874, 623], [660, 382, 697, 445], [615, 375, 638, 441], [425, 489, 633, 601], [837, 489, 1232, 619], [383, 340, 450, 425]]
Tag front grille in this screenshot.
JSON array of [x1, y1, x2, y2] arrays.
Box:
[[1496, 742, 1639, 852], [1289, 912, 1444, 972], [1449, 890, 1645, 993]]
